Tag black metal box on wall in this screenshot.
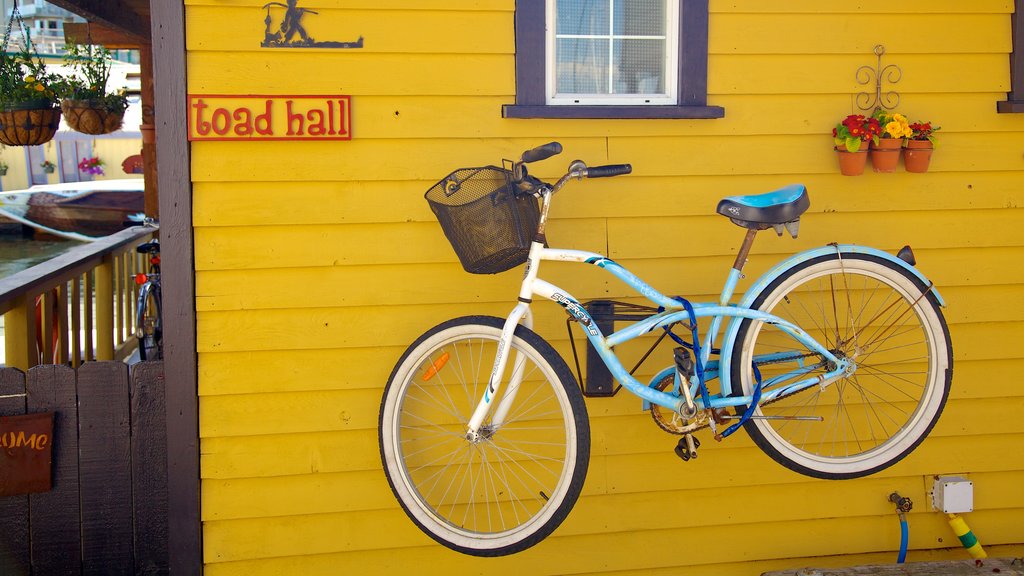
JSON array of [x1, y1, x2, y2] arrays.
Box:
[[581, 300, 662, 397]]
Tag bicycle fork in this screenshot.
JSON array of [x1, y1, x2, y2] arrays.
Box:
[[465, 303, 534, 442]]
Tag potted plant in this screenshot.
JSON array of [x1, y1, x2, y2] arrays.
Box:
[[870, 109, 911, 173], [0, 46, 61, 146], [40, 159, 55, 173], [57, 44, 129, 135], [833, 114, 880, 176], [78, 156, 104, 176], [904, 120, 940, 173]]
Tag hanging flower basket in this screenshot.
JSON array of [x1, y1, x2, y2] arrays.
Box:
[[0, 99, 61, 146], [0, 5, 61, 146], [57, 44, 128, 136], [61, 98, 124, 135]]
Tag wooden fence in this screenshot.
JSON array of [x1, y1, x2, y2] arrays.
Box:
[[0, 361, 167, 576]]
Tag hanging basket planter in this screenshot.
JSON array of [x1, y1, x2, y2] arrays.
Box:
[[61, 99, 124, 135], [0, 100, 61, 146]]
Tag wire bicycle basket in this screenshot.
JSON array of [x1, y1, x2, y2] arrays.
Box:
[[425, 166, 541, 274]]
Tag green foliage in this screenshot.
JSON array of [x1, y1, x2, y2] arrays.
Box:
[[832, 114, 881, 153], [56, 44, 128, 113], [909, 121, 941, 146], [0, 46, 60, 106]]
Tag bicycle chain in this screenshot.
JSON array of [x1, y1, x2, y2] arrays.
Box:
[[649, 351, 831, 435]]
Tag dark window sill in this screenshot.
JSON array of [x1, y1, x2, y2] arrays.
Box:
[[502, 104, 725, 119], [997, 99, 1024, 113]]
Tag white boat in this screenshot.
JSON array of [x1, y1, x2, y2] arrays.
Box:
[[0, 179, 145, 242]]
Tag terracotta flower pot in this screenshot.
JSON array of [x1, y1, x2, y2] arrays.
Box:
[[0, 100, 61, 146], [61, 99, 125, 135], [870, 137, 903, 173], [904, 139, 934, 173], [836, 146, 868, 176]]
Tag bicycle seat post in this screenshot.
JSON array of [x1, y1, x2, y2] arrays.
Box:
[[733, 228, 758, 273]]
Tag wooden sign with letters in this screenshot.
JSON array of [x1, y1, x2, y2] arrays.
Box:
[[188, 94, 352, 141], [0, 412, 54, 496]]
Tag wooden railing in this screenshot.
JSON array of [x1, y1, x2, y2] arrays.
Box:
[[0, 225, 159, 370]]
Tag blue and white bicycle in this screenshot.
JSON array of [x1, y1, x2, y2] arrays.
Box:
[[379, 143, 952, 556]]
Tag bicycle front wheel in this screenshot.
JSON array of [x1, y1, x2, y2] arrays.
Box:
[[731, 253, 952, 479], [379, 316, 589, 556]]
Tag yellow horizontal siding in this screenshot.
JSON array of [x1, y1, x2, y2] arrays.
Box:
[[191, 170, 1024, 229], [186, 8, 513, 53], [203, 471, 1024, 559], [180, 94, 1024, 144], [188, 0, 1024, 573], [186, 53, 1012, 96], [190, 132, 1022, 182], [714, 0, 1013, 13], [192, 208, 1023, 272], [201, 509, 1024, 573], [194, 258, 1024, 312], [200, 435, 1024, 524], [187, 9, 1011, 55], [198, 379, 1023, 446], [197, 351, 1019, 405]]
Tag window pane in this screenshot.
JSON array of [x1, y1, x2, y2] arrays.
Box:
[[556, 38, 609, 94], [613, 39, 664, 94], [613, 0, 665, 36], [556, 0, 609, 36]]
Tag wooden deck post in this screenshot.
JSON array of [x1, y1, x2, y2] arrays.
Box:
[[94, 259, 115, 361], [3, 297, 36, 371]]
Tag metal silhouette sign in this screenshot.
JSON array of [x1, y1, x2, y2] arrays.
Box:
[[261, 0, 364, 48]]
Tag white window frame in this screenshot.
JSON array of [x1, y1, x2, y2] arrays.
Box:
[[545, 0, 679, 106]]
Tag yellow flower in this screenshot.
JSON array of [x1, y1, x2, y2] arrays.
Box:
[[34, 83, 45, 92], [24, 75, 35, 82], [885, 119, 912, 138]]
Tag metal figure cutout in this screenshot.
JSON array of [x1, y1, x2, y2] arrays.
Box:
[[261, 0, 363, 49]]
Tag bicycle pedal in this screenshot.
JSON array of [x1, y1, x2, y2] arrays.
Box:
[[673, 435, 700, 462]]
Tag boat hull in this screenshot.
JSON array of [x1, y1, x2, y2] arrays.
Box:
[[0, 180, 144, 242]]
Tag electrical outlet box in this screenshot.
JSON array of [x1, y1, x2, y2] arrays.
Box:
[[932, 475, 973, 513]]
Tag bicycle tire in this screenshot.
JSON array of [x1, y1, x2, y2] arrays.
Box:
[[137, 284, 163, 361], [379, 316, 589, 556], [730, 253, 952, 479]]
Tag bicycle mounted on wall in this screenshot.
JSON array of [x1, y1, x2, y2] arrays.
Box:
[[379, 142, 952, 556]]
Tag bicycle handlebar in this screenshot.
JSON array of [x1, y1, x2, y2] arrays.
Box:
[[521, 142, 563, 163], [586, 164, 632, 178]]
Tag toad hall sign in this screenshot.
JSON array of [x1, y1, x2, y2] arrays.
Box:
[[188, 95, 351, 141]]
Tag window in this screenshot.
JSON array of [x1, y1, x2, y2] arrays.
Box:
[[998, 0, 1023, 113], [549, 0, 677, 105], [504, 0, 723, 119], [26, 146, 48, 185], [58, 141, 94, 183]]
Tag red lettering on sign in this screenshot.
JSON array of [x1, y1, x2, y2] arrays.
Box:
[[192, 99, 211, 135], [187, 95, 352, 141]]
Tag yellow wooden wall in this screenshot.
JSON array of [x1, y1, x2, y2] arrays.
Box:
[[187, 0, 1024, 573]]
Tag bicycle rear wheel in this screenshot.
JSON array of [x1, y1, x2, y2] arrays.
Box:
[[379, 316, 589, 556], [137, 285, 162, 361], [731, 253, 952, 479]]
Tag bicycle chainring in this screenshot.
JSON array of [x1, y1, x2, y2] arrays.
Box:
[[649, 375, 710, 435]]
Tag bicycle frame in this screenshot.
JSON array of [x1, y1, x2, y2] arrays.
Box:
[[465, 191, 852, 438]]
